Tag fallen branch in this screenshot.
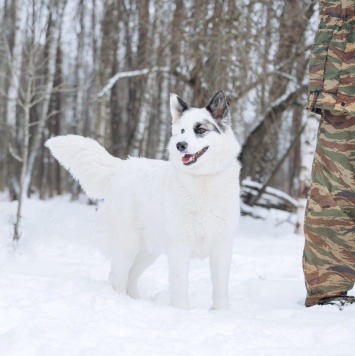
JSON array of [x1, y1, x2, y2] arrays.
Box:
[[241, 179, 299, 213]]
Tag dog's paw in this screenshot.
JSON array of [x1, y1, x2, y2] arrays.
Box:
[[172, 300, 190, 310], [127, 285, 141, 299], [211, 300, 229, 310]]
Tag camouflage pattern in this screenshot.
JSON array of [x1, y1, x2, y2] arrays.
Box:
[[303, 109, 355, 307], [307, 0, 355, 114], [304, 0, 355, 307]]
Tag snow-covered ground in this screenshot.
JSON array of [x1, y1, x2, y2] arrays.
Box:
[[1, 196, 355, 356]]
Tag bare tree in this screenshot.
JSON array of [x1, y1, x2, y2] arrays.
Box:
[[239, 1, 316, 188], [2, 0, 68, 240]]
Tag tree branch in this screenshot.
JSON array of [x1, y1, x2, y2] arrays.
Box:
[[9, 146, 23, 163], [96, 66, 170, 99]]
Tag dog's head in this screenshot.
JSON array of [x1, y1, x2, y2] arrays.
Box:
[[168, 91, 240, 175]]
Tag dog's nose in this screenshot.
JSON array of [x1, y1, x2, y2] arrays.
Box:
[[176, 141, 188, 152]]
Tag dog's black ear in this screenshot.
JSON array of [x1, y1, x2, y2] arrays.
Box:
[[170, 93, 189, 122], [206, 91, 231, 127]]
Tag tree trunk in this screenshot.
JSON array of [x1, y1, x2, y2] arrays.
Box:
[[71, 0, 86, 200], [94, 0, 119, 145], [0, 1, 8, 192], [41, 40, 63, 199], [156, 73, 170, 159], [130, 0, 163, 157], [5, 0, 26, 199], [206, 1, 223, 93], [13, 56, 33, 241], [75, 0, 86, 135]]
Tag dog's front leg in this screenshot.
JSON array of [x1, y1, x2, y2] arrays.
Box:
[[167, 245, 191, 309], [209, 241, 233, 310]]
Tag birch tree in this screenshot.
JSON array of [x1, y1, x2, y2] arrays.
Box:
[[5, 0, 26, 198], [13, 41, 36, 241], [0, 1, 9, 191], [156, 73, 171, 160], [74, 0, 86, 135], [6, 0, 26, 145]]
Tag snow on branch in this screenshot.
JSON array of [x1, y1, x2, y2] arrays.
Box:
[[241, 178, 300, 213], [97, 66, 170, 98]]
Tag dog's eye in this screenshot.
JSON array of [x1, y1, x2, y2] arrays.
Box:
[[181, 129, 185, 134], [196, 127, 206, 134]]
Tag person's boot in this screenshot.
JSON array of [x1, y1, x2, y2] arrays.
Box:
[[318, 292, 355, 310]]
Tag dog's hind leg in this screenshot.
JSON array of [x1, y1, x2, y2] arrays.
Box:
[[126, 246, 158, 299], [109, 242, 140, 295]]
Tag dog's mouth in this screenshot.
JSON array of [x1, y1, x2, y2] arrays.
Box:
[[181, 146, 209, 166]]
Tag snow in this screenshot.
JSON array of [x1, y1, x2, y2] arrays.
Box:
[[1, 197, 355, 356]]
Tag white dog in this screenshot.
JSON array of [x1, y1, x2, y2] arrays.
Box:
[[46, 91, 241, 309]]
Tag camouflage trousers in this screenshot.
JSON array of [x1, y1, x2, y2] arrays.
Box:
[[303, 109, 355, 307]]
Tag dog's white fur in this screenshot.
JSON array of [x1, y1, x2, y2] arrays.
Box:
[[46, 91, 240, 309]]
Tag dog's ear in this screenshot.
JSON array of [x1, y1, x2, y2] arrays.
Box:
[[170, 93, 189, 122], [206, 91, 231, 127]]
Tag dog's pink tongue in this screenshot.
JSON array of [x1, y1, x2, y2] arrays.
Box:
[[182, 154, 194, 164]]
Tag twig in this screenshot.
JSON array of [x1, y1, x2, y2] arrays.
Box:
[[8, 146, 23, 163]]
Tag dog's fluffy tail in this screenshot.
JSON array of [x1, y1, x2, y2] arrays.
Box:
[[45, 135, 120, 199]]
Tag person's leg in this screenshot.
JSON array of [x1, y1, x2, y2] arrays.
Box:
[[303, 109, 355, 307]]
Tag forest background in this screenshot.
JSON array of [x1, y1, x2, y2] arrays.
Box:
[[0, 0, 318, 238]]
